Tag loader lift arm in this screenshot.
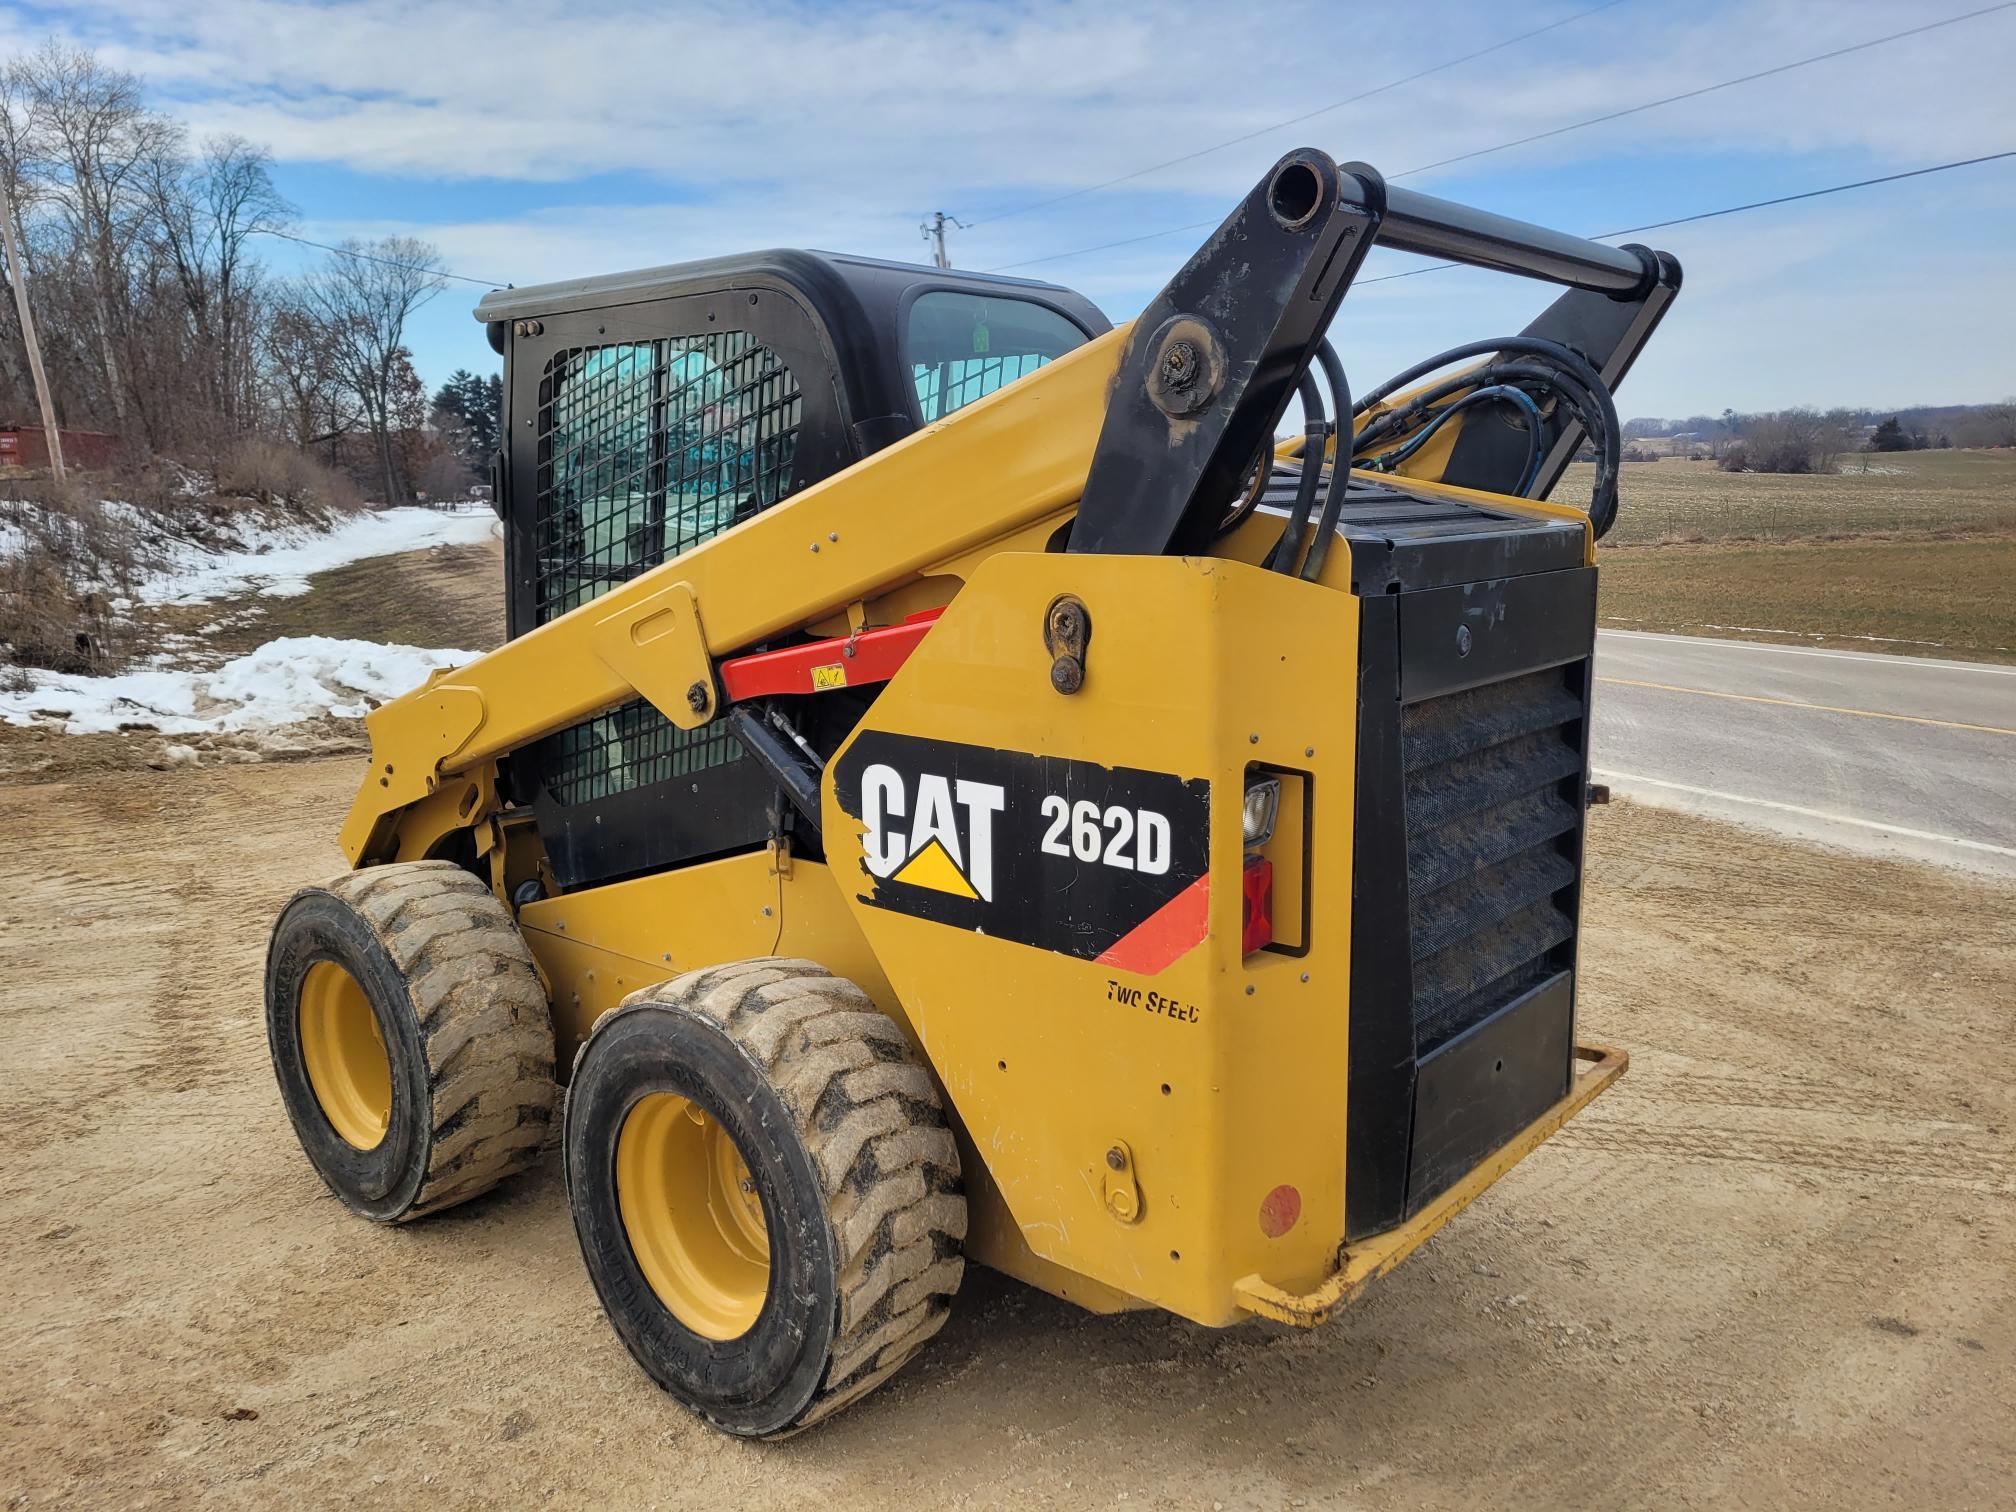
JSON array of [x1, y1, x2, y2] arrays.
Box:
[[339, 150, 1678, 869]]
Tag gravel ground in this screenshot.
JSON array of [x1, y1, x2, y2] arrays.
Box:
[[2, 755, 2009, 1510]]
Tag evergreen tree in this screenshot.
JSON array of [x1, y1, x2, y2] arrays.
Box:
[[433, 368, 502, 455], [1869, 416, 1914, 452]]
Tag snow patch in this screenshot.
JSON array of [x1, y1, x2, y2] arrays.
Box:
[[0, 636, 476, 736], [0, 497, 496, 605], [130, 504, 496, 604]]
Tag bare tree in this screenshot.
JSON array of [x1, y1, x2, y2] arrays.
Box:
[[146, 135, 291, 425], [303, 236, 448, 503], [0, 36, 395, 535], [8, 43, 181, 429], [1954, 398, 2016, 449], [264, 295, 354, 454], [1717, 408, 1854, 474]]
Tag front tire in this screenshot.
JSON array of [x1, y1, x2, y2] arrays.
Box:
[[265, 860, 557, 1222], [564, 959, 965, 1437]]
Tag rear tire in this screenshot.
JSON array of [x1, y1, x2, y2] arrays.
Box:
[[265, 860, 557, 1222], [564, 959, 965, 1438]]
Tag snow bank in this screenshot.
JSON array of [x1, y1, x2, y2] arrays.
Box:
[[0, 496, 496, 605], [0, 636, 476, 736], [129, 503, 496, 605]]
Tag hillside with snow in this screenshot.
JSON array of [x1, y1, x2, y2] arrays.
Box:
[[1, 499, 497, 762]]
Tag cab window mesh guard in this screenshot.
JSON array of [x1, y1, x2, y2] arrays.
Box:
[[533, 332, 804, 806], [913, 353, 1051, 421], [535, 333, 802, 623], [906, 291, 1088, 422]]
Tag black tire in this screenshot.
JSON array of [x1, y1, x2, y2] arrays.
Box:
[[265, 860, 557, 1222], [565, 959, 965, 1438]]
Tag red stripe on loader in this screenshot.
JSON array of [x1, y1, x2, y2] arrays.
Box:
[[1095, 873, 1211, 976]]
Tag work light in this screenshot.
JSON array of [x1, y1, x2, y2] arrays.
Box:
[[1242, 775, 1282, 851]]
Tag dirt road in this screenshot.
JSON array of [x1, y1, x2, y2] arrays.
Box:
[[2, 758, 2011, 1509]]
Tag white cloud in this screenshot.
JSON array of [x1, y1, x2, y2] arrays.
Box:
[[8, 0, 2014, 412], [27, 0, 2016, 195]]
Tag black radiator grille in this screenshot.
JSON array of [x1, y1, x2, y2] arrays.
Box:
[[1402, 668, 1585, 1051]]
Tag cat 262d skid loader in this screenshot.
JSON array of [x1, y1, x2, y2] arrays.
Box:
[[264, 149, 1679, 1436]]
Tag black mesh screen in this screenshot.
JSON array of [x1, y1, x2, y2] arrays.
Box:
[[535, 333, 802, 624], [532, 332, 804, 805], [912, 354, 1052, 421], [541, 699, 746, 809]]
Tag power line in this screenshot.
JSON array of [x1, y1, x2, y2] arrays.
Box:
[[1396, 1, 2016, 179], [1351, 150, 2016, 287], [983, 1, 2016, 274], [1597, 150, 2016, 236], [963, 0, 1636, 228], [252, 227, 507, 288], [985, 216, 1219, 273]]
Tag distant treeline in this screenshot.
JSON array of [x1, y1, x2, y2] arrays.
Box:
[[1624, 402, 2016, 451]]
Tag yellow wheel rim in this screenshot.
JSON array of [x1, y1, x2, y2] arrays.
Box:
[[616, 1093, 771, 1340], [298, 961, 393, 1150]]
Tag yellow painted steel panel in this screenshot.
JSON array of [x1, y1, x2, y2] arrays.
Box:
[[821, 551, 1361, 1327]]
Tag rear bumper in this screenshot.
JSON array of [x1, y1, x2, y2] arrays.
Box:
[[1233, 1041, 1626, 1327]]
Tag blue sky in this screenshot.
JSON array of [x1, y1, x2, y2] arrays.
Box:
[[8, 0, 2016, 419]]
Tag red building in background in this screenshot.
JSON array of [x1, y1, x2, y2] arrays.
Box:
[[0, 423, 123, 471]]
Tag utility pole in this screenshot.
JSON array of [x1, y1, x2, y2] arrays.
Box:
[[0, 188, 66, 483], [919, 211, 967, 270]]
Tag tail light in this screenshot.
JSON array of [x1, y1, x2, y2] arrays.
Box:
[[1241, 856, 1274, 955]]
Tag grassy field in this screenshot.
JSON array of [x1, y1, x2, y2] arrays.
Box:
[[1571, 448, 2016, 545], [1578, 448, 2016, 662], [1598, 537, 2016, 662]]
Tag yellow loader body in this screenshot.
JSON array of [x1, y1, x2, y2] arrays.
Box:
[[265, 149, 1677, 1434]]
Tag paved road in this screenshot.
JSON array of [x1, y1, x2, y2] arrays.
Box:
[[1590, 630, 2016, 877]]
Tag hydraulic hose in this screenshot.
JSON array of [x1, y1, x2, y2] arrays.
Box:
[[1354, 360, 1603, 471], [1219, 441, 1275, 536], [1315, 339, 1352, 441], [1352, 335, 1623, 537], [1265, 370, 1328, 575], [1354, 336, 1606, 416], [1361, 384, 1546, 491], [1297, 340, 1354, 582]]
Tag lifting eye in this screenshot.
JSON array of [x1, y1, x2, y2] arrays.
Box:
[[1268, 160, 1324, 229]]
